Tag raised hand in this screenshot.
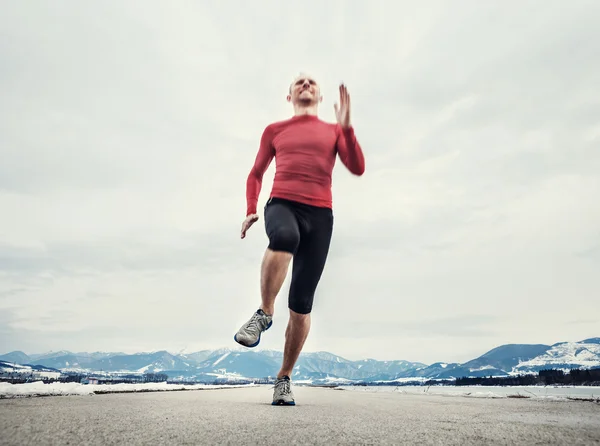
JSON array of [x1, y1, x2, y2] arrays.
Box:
[[334, 83, 351, 128], [241, 214, 259, 239]]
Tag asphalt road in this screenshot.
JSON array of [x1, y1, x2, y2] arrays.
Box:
[[1, 385, 599, 445]]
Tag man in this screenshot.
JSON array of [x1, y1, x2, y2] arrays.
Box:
[[234, 73, 365, 405]]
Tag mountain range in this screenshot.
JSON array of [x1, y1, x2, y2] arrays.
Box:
[[2, 338, 599, 384]]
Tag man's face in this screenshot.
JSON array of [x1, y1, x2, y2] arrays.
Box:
[[288, 75, 322, 105]]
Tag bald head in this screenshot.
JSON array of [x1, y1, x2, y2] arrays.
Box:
[[289, 73, 318, 93]]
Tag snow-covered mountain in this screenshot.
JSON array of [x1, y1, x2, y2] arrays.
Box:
[[414, 339, 600, 380], [6, 350, 129, 370], [0, 351, 30, 365], [2, 337, 598, 382], [513, 338, 600, 373], [90, 351, 197, 373], [409, 362, 462, 378], [421, 343, 553, 379]]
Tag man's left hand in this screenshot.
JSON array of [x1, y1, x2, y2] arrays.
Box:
[[334, 83, 351, 129]]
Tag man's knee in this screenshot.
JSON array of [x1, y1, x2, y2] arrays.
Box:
[[268, 226, 300, 253], [288, 297, 313, 315]]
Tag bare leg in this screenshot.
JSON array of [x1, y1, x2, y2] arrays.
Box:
[[259, 248, 292, 316], [278, 309, 311, 378]]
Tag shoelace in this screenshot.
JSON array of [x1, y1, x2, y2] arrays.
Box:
[[246, 313, 263, 333], [274, 379, 291, 395]]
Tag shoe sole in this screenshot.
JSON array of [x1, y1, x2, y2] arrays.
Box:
[[233, 320, 273, 348], [272, 400, 295, 406]]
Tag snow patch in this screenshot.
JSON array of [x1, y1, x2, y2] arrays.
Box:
[[212, 352, 231, 367], [516, 341, 600, 370], [0, 381, 254, 398], [323, 376, 353, 384], [1, 362, 30, 372], [469, 365, 496, 373], [0, 362, 61, 380], [204, 369, 249, 382]]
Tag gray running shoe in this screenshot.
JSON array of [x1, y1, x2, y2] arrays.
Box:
[[272, 375, 295, 406], [234, 309, 272, 347]]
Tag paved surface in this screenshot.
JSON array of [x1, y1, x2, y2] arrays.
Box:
[[1, 385, 599, 445]]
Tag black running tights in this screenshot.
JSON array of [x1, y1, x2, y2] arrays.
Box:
[[263, 197, 333, 314]]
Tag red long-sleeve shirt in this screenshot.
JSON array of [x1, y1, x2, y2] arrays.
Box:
[[246, 114, 365, 216]]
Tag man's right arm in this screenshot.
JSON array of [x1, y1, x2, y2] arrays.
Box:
[[246, 125, 275, 216]]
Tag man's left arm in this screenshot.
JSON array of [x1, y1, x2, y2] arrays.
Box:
[[336, 125, 365, 176]]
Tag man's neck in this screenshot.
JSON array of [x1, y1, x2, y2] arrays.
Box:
[[293, 103, 318, 116]]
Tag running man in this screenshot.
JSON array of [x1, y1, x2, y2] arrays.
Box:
[[234, 73, 365, 405]]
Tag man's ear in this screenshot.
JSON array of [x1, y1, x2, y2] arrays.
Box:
[[286, 94, 292, 102]]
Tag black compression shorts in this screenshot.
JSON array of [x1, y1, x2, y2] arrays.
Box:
[[263, 197, 333, 314]]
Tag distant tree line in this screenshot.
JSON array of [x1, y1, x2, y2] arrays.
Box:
[[455, 368, 600, 386], [455, 375, 538, 386], [0, 376, 58, 385], [60, 374, 86, 383], [57, 372, 169, 385], [143, 373, 169, 383]]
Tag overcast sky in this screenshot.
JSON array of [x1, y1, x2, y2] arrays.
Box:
[[1, 0, 599, 364]]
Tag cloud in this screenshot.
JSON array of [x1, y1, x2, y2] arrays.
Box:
[[1, 0, 599, 364], [0, 231, 245, 275], [317, 314, 500, 339]]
